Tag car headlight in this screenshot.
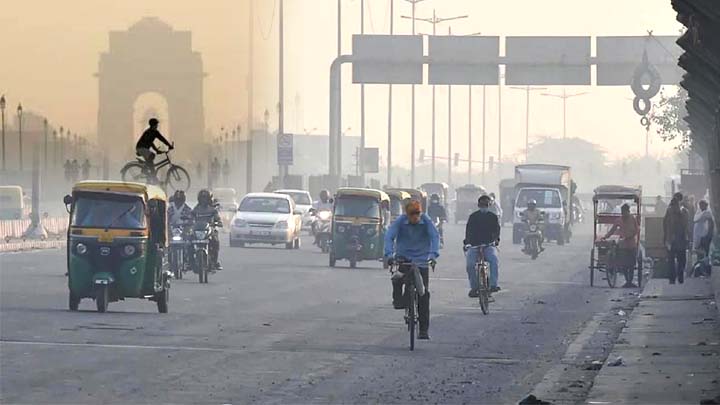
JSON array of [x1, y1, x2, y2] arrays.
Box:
[[233, 218, 248, 227], [122, 244, 136, 257], [75, 242, 88, 255], [275, 220, 289, 229]]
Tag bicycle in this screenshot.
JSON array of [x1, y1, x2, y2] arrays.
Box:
[[466, 243, 497, 315], [121, 147, 191, 193], [390, 257, 435, 351]]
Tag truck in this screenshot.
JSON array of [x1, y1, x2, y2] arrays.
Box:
[[512, 164, 573, 245]]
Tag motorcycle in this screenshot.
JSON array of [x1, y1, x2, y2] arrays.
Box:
[[168, 224, 190, 280], [523, 220, 544, 260], [189, 216, 221, 284], [312, 209, 333, 253]]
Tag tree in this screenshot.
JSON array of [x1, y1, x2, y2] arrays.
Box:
[[652, 87, 691, 148]]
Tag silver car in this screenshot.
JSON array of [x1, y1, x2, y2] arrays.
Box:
[[230, 193, 302, 249]]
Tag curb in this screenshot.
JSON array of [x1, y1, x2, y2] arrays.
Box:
[[713, 266, 720, 315], [0, 240, 66, 253]]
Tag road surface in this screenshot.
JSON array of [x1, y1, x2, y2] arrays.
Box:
[[1, 223, 633, 404]]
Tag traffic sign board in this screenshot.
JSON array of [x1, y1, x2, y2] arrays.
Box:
[[352, 35, 423, 84], [277, 133, 293, 166], [428, 36, 500, 85], [505, 36, 591, 85], [596, 36, 682, 85]]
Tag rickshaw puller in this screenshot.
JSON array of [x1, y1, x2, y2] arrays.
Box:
[[601, 203, 639, 288]]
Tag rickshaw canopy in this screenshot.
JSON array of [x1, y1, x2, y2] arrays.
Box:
[[72, 181, 167, 202], [385, 189, 412, 202], [335, 187, 389, 203], [592, 185, 642, 202]]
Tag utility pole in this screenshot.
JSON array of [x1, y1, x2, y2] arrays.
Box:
[[497, 71, 502, 177], [278, 0, 285, 185], [404, 10, 468, 182], [510, 86, 546, 161], [541, 88, 588, 139], [0, 95, 5, 172], [386, 0, 394, 187], [481, 85, 486, 184], [468, 85, 472, 184], [43, 118, 48, 174], [401, 0, 424, 187], [447, 26, 452, 186], [359, 0, 365, 181], [17, 103, 23, 171], [246, 0, 254, 193], [336, 0, 342, 181]]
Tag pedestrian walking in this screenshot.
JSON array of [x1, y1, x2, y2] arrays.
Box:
[[692, 199, 714, 276], [63, 160, 72, 182], [211, 158, 221, 186], [81, 159, 91, 180], [196, 162, 203, 180], [664, 192, 690, 284]]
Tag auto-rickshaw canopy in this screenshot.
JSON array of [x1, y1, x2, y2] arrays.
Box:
[[335, 187, 389, 203], [72, 181, 167, 202]]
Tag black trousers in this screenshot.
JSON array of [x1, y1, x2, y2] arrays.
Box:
[[668, 248, 686, 283], [392, 265, 430, 331]]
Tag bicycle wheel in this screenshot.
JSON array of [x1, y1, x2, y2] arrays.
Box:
[[121, 162, 148, 183], [408, 285, 416, 351], [165, 165, 191, 193], [606, 266, 618, 288], [478, 263, 490, 315]]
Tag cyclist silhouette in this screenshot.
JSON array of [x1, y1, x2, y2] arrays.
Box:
[[136, 118, 172, 174]]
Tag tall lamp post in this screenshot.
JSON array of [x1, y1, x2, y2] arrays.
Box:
[[509, 86, 546, 161], [403, 10, 468, 182], [17, 103, 23, 171], [0, 95, 5, 171], [540, 88, 588, 139], [43, 118, 48, 173]]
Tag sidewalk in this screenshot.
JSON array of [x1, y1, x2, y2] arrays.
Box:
[[585, 277, 720, 404]]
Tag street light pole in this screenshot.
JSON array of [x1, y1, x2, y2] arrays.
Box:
[[403, 10, 468, 183], [246, 0, 255, 193], [0, 95, 5, 172], [17, 103, 23, 171], [52, 130, 57, 169], [401, 0, 424, 187], [386, 0, 394, 187], [468, 86, 472, 184], [540, 88, 588, 139], [43, 118, 48, 174], [359, 0, 366, 181], [278, 0, 286, 184], [510, 86, 546, 161]]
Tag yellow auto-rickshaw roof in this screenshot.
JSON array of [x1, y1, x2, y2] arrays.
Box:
[[386, 189, 411, 200], [72, 181, 167, 201], [336, 187, 389, 202]]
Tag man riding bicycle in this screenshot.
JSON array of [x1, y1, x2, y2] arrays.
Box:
[[464, 195, 501, 298], [135, 118, 173, 175], [384, 199, 440, 340]]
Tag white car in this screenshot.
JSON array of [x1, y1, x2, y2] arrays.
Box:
[[274, 189, 314, 230], [213, 188, 239, 212], [230, 193, 302, 249]]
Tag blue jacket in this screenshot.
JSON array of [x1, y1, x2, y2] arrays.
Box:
[[384, 213, 440, 264]]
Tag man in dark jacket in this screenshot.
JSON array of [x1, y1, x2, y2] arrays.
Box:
[[135, 118, 172, 174], [664, 192, 690, 284], [464, 195, 501, 297]]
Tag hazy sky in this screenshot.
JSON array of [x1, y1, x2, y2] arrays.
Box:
[[0, 0, 682, 167]]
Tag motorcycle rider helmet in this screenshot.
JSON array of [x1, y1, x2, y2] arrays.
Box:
[[319, 189, 330, 203], [197, 189, 212, 206], [478, 195, 491, 208], [148, 118, 159, 127], [527, 199, 537, 209], [430, 193, 440, 204]]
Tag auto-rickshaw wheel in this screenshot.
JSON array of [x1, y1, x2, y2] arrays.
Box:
[[329, 253, 336, 267], [69, 292, 80, 311], [157, 288, 169, 313], [96, 286, 109, 313]]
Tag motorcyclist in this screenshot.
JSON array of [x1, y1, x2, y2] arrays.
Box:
[[427, 193, 447, 245], [464, 195, 501, 297], [135, 118, 173, 175], [192, 189, 223, 271], [168, 190, 192, 227], [312, 190, 334, 245], [521, 199, 544, 253], [384, 199, 440, 340]]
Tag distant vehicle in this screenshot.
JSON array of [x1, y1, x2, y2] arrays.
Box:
[[212, 188, 239, 212], [0, 186, 24, 220], [275, 189, 313, 230], [419, 183, 449, 207], [498, 178, 516, 224], [230, 193, 302, 249], [454, 184, 486, 224], [512, 164, 573, 245]]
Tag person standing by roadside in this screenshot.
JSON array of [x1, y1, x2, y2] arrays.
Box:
[[664, 192, 690, 284], [81, 159, 91, 180], [222, 159, 231, 186], [693, 199, 714, 275], [655, 195, 668, 216]]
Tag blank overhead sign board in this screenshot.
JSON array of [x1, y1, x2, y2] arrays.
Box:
[[505, 36, 591, 85], [596, 36, 682, 85], [352, 35, 423, 84], [428, 36, 500, 85]]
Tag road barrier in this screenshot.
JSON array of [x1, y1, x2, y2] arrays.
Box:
[[0, 217, 68, 241]]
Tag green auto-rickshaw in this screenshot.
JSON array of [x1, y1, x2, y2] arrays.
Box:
[[64, 181, 171, 313], [329, 188, 390, 269], [386, 189, 411, 222], [455, 184, 486, 223]]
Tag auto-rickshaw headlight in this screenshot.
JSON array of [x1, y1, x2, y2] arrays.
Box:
[[122, 244, 136, 257], [75, 243, 88, 255]]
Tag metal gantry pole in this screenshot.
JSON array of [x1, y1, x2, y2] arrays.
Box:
[[246, 0, 255, 193], [468, 85, 472, 184], [359, 0, 365, 181], [278, 0, 285, 183], [336, 0, 342, 180], [0, 95, 5, 172], [497, 71, 502, 175], [482, 85, 486, 184], [386, 0, 394, 187]]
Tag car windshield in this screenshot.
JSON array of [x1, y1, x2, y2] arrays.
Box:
[[335, 197, 380, 218], [71, 193, 145, 229], [277, 192, 311, 205], [516, 189, 562, 209], [240, 197, 291, 213]]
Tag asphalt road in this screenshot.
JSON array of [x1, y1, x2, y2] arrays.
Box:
[[1, 222, 633, 404]]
